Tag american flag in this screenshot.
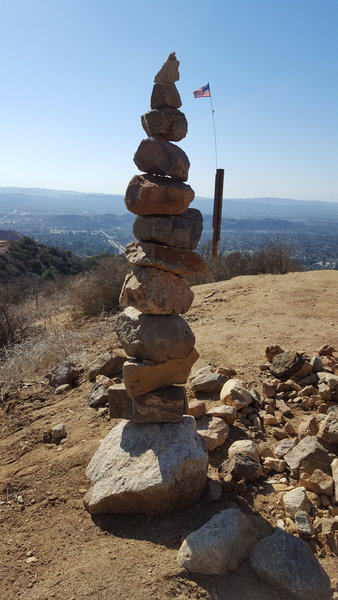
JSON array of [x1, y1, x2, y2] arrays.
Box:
[[193, 83, 211, 98]]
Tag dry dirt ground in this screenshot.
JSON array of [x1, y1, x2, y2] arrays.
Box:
[[0, 270, 337, 600]]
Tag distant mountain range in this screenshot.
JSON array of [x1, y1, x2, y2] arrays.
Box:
[[0, 187, 338, 220]]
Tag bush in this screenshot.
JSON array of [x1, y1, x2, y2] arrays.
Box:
[[192, 238, 302, 284], [0, 284, 28, 349], [69, 255, 128, 319]]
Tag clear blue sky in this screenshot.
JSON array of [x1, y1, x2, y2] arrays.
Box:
[[0, 0, 337, 201]]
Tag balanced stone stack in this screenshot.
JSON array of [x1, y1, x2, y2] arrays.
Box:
[[111, 52, 207, 423], [83, 55, 209, 515]]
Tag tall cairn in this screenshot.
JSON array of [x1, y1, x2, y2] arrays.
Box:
[[84, 54, 208, 515]]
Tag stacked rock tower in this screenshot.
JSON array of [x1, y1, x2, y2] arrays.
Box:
[[112, 52, 207, 422], [84, 54, 209, 516]]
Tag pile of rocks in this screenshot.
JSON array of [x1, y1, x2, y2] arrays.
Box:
[[84, 54, 209, 515], [185, 345, 338, 557], [177, 508, 331, 600]]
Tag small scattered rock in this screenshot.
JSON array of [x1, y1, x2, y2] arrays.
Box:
[[189, 365, 229, 393], [220, 379, 252, 410], [88, 385, 109, 408], [269, 351, 305, 379], [196, 417, 229, 451], [207, 404, 237, 425], [46, 361, 78, 388], [177, 508, 257, 575], [298, 415, 319, 438], [265, 345, 284, 362], [54, 383, 72, 395], [274, 437, 298, 458], [51, 423, 67, 442], [263, 457, 286, 473], [299, 469, 334, 497], [282, 487, 311, 517], [228, 439, 260, 462], [205, 478, 222, 503], [88, 352, 126, 381], [318, 344, 335, 356], [188, 400, 206, 419], [295, 510, 315, 536]]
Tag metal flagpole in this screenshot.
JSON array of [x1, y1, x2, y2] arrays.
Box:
[[193, 81, 224, 258], [208, 83, 218, 171], [208, 84, 224, 259]]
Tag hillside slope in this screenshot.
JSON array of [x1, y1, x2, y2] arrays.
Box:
[[0, 270, 337, 600]]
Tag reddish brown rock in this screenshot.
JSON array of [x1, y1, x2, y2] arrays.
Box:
[[299, 469, 334, 497], [188, 400, 207, 419], [265, 345, 284, 362], [151, 82, 182, 109], [124, 174, 194, 216], [298, 415, 319, 439], [120, 267, 194, 315], [141, 108, 187, 142], [125, 241, 207, 278], [134, 137, 190, 181], [123, 347, 199, 398], [318, 344, 335, 356]]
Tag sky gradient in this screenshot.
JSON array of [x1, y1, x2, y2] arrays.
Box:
[[0, 0, 337, 201]]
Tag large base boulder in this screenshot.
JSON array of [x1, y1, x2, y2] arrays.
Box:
[[84, 416, 208, 515]]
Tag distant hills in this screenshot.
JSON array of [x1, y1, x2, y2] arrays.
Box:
[[1, 187, 338, 220]]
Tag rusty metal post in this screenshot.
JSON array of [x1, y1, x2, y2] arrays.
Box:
[[212, 168, 224, 258]]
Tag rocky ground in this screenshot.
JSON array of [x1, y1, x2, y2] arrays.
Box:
[[0, 270, 337, 600]]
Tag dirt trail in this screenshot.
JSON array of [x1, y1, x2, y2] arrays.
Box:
[[0, 270, 337, 600]]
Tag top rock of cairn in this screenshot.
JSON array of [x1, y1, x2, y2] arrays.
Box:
[[154, 52, 179, 83]]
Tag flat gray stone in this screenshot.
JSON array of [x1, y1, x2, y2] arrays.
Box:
[[133, 209, 203, 250], [269, 351, 305, 379], [46, 361, 78, 388], [250, 528, 331, 600], [88, 385, 109, 408], [141, 108, 187, 142], [189, 365, 228, 393], [134, 137, 190, 182], [88, 352, 126, 381], [84, 416, 208, 515], [125, 241, 207, 278], [115, 306, 195, 362]]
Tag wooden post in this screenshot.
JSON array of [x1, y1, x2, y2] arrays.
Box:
[[212, 168, 224, 258]]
